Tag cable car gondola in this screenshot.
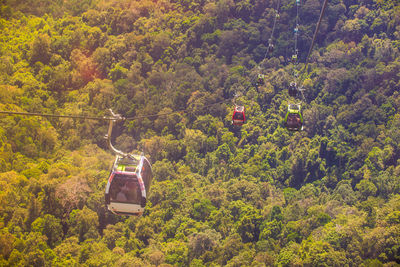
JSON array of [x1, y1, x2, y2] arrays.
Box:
[[105, 154, 152, 216], [104, 110, 152, 216], [267, 39, 274, 54], [232, 105, 246, 126], [268, 43, 274, 54], [256, 74, 265, 86], [284, 104, 303, 131], [289, 82, 298, 97], [291, 53, 298, 63]]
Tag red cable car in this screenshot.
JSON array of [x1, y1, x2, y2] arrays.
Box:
[[232, 105, 246, 126]]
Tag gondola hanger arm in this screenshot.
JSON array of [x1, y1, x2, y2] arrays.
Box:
[[105, 109, 130, 158]]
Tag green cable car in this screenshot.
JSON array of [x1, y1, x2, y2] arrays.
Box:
[[284, 104, 303, 131]]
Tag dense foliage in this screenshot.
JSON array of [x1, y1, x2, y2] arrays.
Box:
[[0, 0, 400, 265]]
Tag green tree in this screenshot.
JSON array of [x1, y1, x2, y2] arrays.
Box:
[[191, 198, 216, 221], [68, 207, 99, 242], [0, 231, 15, 260], [356, 179, 378, 200], [163, 240, 189, 266], [300, 238, 349, 266], [30, 34, 51, 65], [188, 229, 221, 261], [31, 214, 63, 247]]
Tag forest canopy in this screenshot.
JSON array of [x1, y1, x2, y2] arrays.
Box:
[[0, 0, 400, 266]]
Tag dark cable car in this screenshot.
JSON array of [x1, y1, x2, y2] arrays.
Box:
[[256, 73, 265, 86], [267, 38, 274, 54], [292, 48, 299, 63], [289, 82, 298, 97], [268, 43, 274, 54], [104, 110, 152, 216], [232, 105, 246, 126], [294, 25, 299, 35], [291, 53, 298, 63], [284, 104, 303, 131]]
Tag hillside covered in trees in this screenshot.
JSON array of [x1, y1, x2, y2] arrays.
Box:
[[0, 0, 400, 265]]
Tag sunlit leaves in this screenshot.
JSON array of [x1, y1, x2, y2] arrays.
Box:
[[190, 198, 216, 221], [188, 228, 221, 261], [31, 214, 63, 247], [163, 240, 189, 266], [0, 171, 29, 218], [68, 207, 99, 242]]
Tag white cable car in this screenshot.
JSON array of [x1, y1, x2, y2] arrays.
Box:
[[105, 154, 152, 216], [104, 110, 152, 216]]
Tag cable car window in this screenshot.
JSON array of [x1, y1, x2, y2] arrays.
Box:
[[233, 112, 244, 120], [287, 113, 301, 127], [110, 174, 141, 204]]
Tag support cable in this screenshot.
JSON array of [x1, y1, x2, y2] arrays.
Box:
[[0, 111, 115, 121], [296, 0, 329, 102], [0, 98, 233, 122], [301, 0, 329, 75], [262, 0, 281, 60], [293, 0, 300, 87]]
